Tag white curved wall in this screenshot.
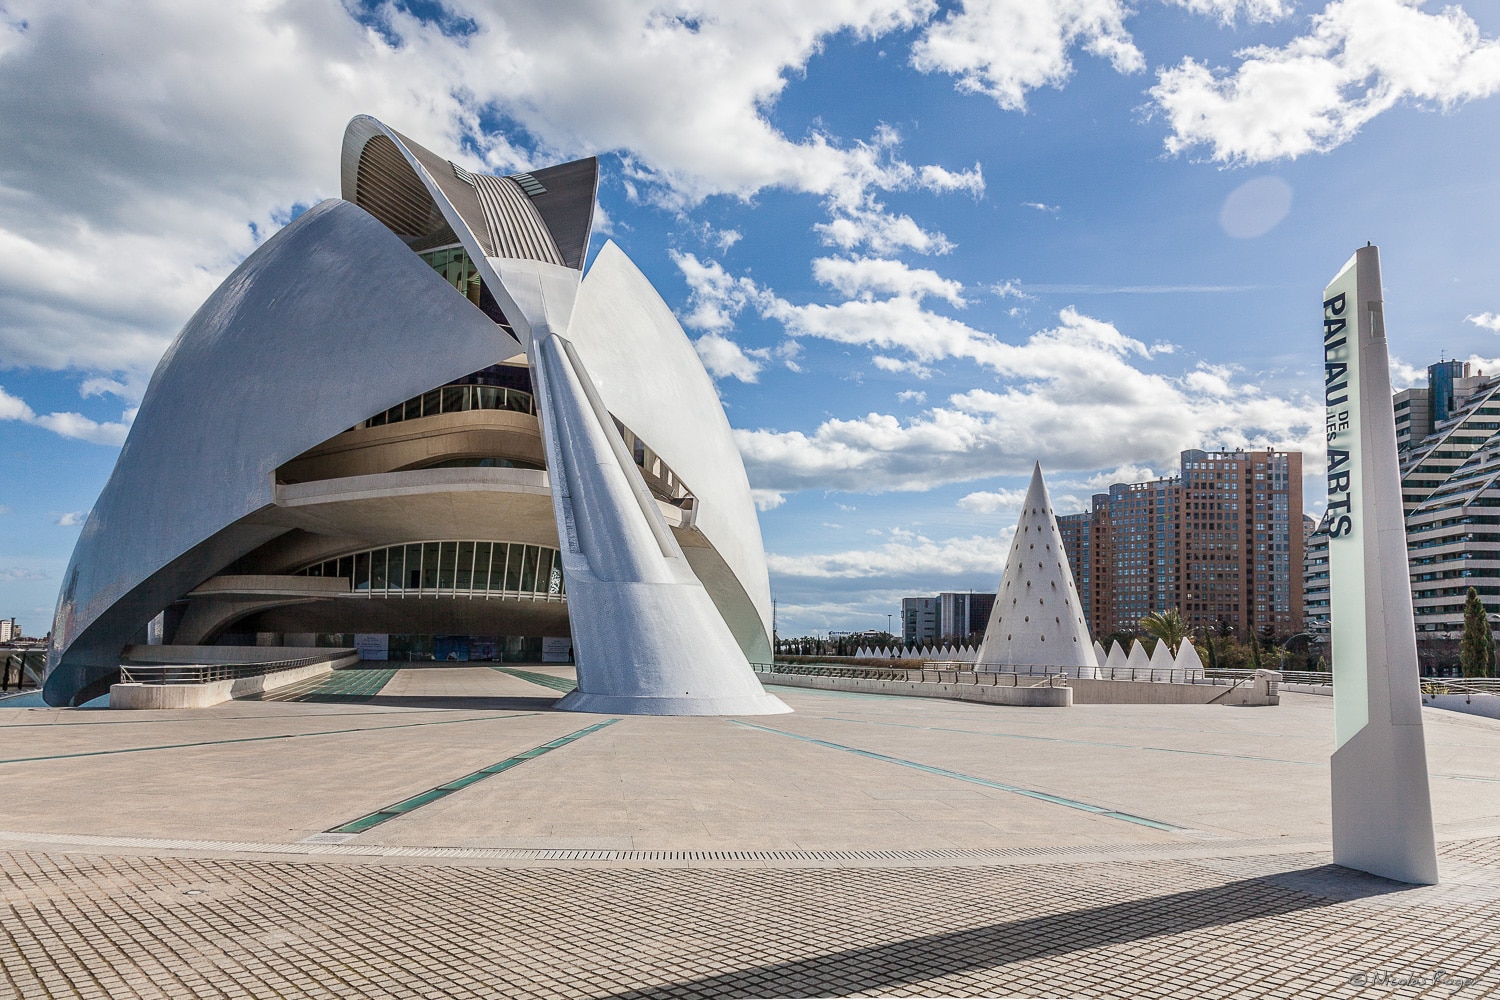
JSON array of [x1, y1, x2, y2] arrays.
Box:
[[565, 241, 773, 661], [45, 199, 521, 705]]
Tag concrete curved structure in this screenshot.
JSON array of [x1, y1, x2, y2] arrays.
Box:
[[45, 116, 786, 715]]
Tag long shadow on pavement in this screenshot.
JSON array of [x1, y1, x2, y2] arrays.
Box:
[[593, 865, 1414, 999]]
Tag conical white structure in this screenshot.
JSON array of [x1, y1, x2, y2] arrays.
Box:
[[1106, 641, 1127, 667], [1126, 639, 1150, 675], [1174, 640, 1205, 679], [1148, 639, 1175, 680], [977, 464, 1096, 674], [1093, 640, 1108, 665]]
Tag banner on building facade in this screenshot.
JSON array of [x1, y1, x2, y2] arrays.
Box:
[[354, 633, 389, 661]]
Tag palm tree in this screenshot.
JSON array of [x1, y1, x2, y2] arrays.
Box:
[[1139, 609, 1187, 656]]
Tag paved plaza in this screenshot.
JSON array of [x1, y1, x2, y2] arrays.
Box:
[[4, 665, 1500, 997]]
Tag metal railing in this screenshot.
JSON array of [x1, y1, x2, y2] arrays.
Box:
[[365, 383, 535, 429], [1422, 677, 1500, 696], [758, 659, 1279, 690], [752, 661, 911, 682], [119, 651, 354, 686], [966, 661, 1244, 686], [754, 661, 1068, 688]]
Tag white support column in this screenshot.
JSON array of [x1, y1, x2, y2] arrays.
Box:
[[501, 258, 789, 716], [1323, 245, 1438, 884]]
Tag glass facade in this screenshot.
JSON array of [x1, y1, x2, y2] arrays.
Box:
[[295, 541, 565, 600], [365, 382, 534, 428], [421, 246, 483, 306]]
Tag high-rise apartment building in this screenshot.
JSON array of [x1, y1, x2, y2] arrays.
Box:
[[1088, 478, 1182, 635], [1395, 361, 1500, 633], [1303, 513, 1330, 633], [1180, 449, 1303, 637], [1056, 512, 1091, 616], [0, 618, 17, 642], [1068, 450, 1304, 639]]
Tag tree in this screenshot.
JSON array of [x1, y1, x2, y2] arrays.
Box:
[[1460, 587, 1496, 678], [1139, 609, 1187, 656]]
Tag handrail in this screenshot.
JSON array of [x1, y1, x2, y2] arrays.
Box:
[[366, 383, 535, 429], [754, 661, 1067, 689], [119, 651, 355, 686], [756, 659, 1271, 689], [1422, 677, 1500, 696]]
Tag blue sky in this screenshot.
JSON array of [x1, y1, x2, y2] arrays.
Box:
[[3, 0, 1500, 636]]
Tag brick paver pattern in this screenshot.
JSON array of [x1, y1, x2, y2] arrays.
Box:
[[3, 841, 1500, 999]]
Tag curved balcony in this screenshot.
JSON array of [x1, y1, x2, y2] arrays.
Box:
[[294, 540, 564, 601], [366, 382, 534, 428]]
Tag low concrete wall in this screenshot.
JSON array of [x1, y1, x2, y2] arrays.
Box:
[[1282, 683, 1333, 697], [1068, 671, 1278, 706], [761, 671, 1072, 707], [110, 652, 358, 710], [1423, 692, 1500, 721]]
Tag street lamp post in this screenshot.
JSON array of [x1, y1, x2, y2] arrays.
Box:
[[1278, 631, 1313, 671]]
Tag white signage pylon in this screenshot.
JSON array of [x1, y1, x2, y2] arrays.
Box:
[[1323, 245, 1438, 884]]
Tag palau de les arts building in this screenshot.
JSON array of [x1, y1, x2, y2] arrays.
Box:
[[44, 116, 789, 716]]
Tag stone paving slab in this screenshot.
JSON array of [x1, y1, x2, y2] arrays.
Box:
[[3, 845, 1499, 998], [2, 670, 1500, 997]]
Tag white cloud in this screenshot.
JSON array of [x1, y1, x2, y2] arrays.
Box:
[[2, 0, 991, 387], [1151, 0, 1500, 164], [0, 567, 47, 582], [1389, 356, 1426, 388], [1070, 462, 1165, 491], [957, 488, 1030, 514], [735, 307, 1320, 494], [897, 389, 927, 403], [752, 489, 788, 511], [813, 199, 956, 255], [674, 252, 762, 333], [1467, 312, 1500, 333], [694, 333, 765, 382], [1022, 201, 1060, 214], [769, 530, 1012, 579], [991, 279, 1033, 300], [53, 512, 83, 527], [911, 0, 1144, 111], [812, 256, 966, 306], [0, 385, 133, 445], [872, 356, 935, 378], [79, 377, 129, 398], [1167, 0, 1292, 23]]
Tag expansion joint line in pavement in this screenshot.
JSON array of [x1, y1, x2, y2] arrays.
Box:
[[489, 666, 578, 694], [0, 713, 540, 766], [327, 719, 619, 835], [821, 715, 1323, 768], [733, 721, 1186, 833]]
